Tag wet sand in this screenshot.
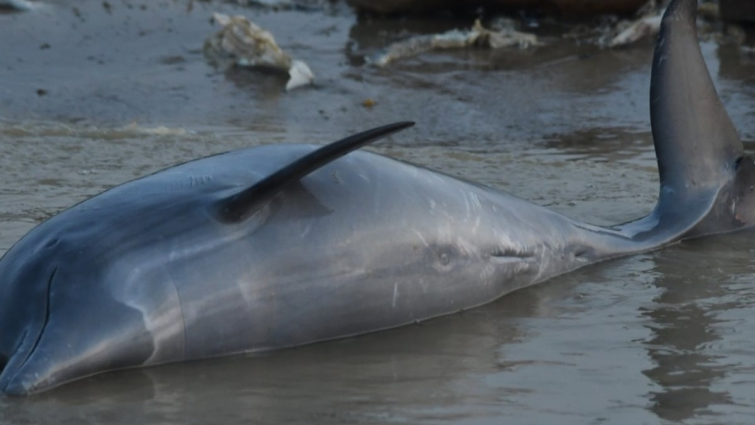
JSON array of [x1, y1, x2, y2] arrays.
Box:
[[2, 1, 755, 424]]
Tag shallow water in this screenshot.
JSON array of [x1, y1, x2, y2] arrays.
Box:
[[2, 1, 755, 424]]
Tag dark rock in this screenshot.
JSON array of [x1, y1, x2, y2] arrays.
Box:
[[346, 0, 650, 17], [720, 0, 755, 24]]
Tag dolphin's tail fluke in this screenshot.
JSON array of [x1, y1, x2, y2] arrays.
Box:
[[619, 0, 755, 241], [651, 0, 742, 190]]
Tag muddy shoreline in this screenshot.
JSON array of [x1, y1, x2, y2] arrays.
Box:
[[2, 1, 755, 424]]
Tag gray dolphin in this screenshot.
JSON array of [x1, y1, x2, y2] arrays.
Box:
[[1, 0, 752, 395]]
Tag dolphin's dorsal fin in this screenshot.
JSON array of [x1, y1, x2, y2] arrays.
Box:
[[216, 121, 414, 222], [651, 0, 742, 195]]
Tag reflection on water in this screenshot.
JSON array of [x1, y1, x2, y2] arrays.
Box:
[[643, 252, 731, 420], [641, 236, 755, 422]]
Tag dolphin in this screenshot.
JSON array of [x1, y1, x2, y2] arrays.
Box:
[[0, 0, 752, 395]]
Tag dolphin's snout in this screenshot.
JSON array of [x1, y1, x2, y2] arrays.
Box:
[[0, 341, 61, 396], [2, 375, 33, 397], [2, 366, 54, 396], [0, 267, 58, 397], [0, 342, 39, 396]]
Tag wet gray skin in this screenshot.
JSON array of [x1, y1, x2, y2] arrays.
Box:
[[1, 0, 754, 396]]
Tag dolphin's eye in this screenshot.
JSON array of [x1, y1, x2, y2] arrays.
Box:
[[434, 246, 459, 268]]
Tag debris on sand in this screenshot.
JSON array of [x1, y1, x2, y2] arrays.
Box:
[[697, 2, 719, 23], [574, 2, 720, 48], [607, 10, 663, 47], [369, 19, 540, 67], [0, 0, 36, 11], [204, 13, 314, 91]]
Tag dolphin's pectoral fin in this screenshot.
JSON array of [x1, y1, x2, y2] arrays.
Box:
[[215, 121, 415, 222]]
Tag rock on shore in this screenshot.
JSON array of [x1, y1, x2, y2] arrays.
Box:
[[346, 0, 650, 17]]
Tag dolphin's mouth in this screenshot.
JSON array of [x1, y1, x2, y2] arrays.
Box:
[[21, 267, 56, 368], [0, 267, 56, 395]]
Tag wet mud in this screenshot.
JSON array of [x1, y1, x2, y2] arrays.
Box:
[[2, 1, 755, 424]]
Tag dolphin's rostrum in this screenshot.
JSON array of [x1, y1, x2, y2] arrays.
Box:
[[0, 0, 752, 395]]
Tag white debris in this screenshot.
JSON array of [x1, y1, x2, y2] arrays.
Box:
[[608, 11, 663, 48], [286, 60, 315, 91], [120, 123, 190, 136], [204, 12, 314, 91], [0, 0, 36, 11], [475, 20, 539, 49], [369, 30, 475, 67], [369, 19, 540, 67]]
